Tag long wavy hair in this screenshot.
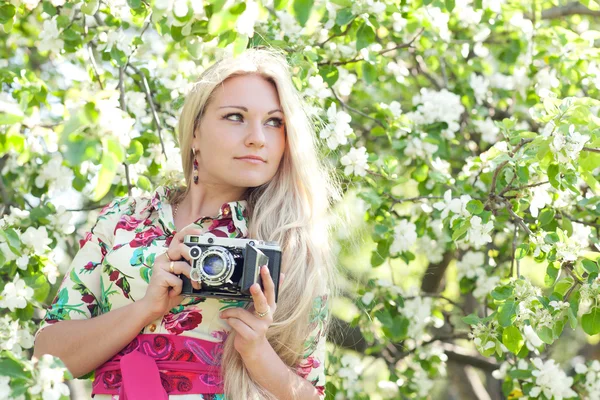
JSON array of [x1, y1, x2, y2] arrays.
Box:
[[169, 48, 341, 399]]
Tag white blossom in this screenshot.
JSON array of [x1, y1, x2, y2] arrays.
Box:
[[21, 226, 52, 255], [392, 12, 407, 32], [38, 18, 64, 53], [473, 117, 500, 143], [34, 153, 74, 194], [0, 274, 34, 312], [404, 133, 439, 160], [550, 124, 590, 163], [529, 358, 577, 400], [332, 68, 357, 97], [319, 103, 352, 150], [473, 274, 500, 300], [466, 216, 493, 248], [340, 147, 368, 177], [407, 88, 464, 139], [470, 73, 489, 104], [390, 219, 417, 254], [29, 354, 70, 400], [236, 0, 260, 37], [0, 315, 34, 356], [0, 376, 10, 400], [456, 251, 485, 280], [529, 185, 552, 218], [304, 75, 332, 100], [523, 324, 544, 349], [361, 291, 375, 305], [433, 189, 472, 222]]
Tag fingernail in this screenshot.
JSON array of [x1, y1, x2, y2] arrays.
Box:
[[263, 266, 269, 274]]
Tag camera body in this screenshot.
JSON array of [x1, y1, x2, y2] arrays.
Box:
[[181, 235, 282, 302]]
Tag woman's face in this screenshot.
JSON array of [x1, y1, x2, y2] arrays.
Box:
[[192, 74, 286, 190]]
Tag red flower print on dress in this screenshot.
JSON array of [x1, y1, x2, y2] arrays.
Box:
[[295, 356, 321, 380], [82, 294, 95, 304], [130, 226, 164, 248], [79, 232, 94, 248], [115, 215, 142, 232], [164, 310, 203, 335]]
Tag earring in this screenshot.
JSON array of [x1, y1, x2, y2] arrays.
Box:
[[192, 147, 199, 185]]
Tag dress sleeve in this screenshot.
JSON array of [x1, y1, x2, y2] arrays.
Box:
[[294, 294, 328, 399], [34, 196, 131, 342]]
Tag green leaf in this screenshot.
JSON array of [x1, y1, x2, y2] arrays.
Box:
[[93, 137, 122, 201], [361, 62, 376, 84], [548, 163, 560, 188], [232, 33, 249, 57], [293, 0, 314, 26], [445, 0, 456, 11], [537, 326, 554, 344], [336, 8, 354, 26], [411, 163, 429, 182], [491, 285, 514, 301], [582, 259, 599, 274], [498, 299, 518, 327], [545, 262, 559, 287], [0, 4, 16, 24], [466, 199, 484, 214], [462, 313, 480, 325], [390, 316, 409, 340], [451, 219, 471, 242], [126, 140, 144, 164], [538, 208, 555, 225], [136, 175, 151, 191], [81, 0, 99, 15], [356, 22, 375, 51], [502, 326, 524, 354], [0, 356, 29, 379], [319, 65, 339, 87], [515, 243, 529, 260], [582, 307, 600, 335]]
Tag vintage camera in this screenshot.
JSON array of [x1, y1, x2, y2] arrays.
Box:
[[180, 235, 282, 302]]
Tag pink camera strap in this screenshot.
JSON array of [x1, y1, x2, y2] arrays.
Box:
[[91, 334, 224, 399]]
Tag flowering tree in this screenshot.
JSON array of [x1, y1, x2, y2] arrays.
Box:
[[1, 0, 600, 399]]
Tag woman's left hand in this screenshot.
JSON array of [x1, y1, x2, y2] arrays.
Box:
[[219, 265, 283, 358]]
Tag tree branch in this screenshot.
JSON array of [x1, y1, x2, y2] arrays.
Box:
[[541, 2, 600, 19], [442, 343, 499, 372], [126, 65, 167, 159], [331, 88, 386, 129], [583, 147, 600, 154]]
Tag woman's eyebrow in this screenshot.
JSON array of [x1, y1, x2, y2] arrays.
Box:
[[218, 105, 283, 115]]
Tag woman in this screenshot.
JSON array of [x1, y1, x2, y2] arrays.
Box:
[[33, 48, 339, 399]]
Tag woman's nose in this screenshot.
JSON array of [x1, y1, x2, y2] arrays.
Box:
[[245, 120, 266, 147]]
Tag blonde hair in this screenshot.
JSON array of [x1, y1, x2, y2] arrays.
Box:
[[171, 48, 341, 399]]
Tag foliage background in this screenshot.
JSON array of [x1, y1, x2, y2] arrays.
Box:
[[1, 0, 600, 399]]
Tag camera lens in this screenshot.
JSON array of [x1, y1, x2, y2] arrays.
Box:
[[197, 246, 235, 286], [202, 254, 225, 275]]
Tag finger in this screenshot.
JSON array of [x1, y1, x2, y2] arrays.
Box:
[[260, 265, 276, 307], [223, 317, 255, 339], [172, 227, 206, 244], [160, 271, 182, 294], [250, 283, 272, 317], [221, 308, 265, 330], [280, 272, 285, 287], [164, 244, 200, 291], [160, 260, 200, 290]]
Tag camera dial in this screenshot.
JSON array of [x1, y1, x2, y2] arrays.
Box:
[[188, 246, 202, 259]]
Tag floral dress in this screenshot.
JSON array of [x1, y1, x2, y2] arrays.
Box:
[[35, 186, 327, 399]]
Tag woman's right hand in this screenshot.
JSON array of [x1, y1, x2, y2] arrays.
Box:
[[140, 227, 204, 320]]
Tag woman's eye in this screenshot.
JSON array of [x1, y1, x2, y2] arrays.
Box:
[[267, 118, 284, 128], [223, 114, 283, 128], [224, 113, 243, 122]]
